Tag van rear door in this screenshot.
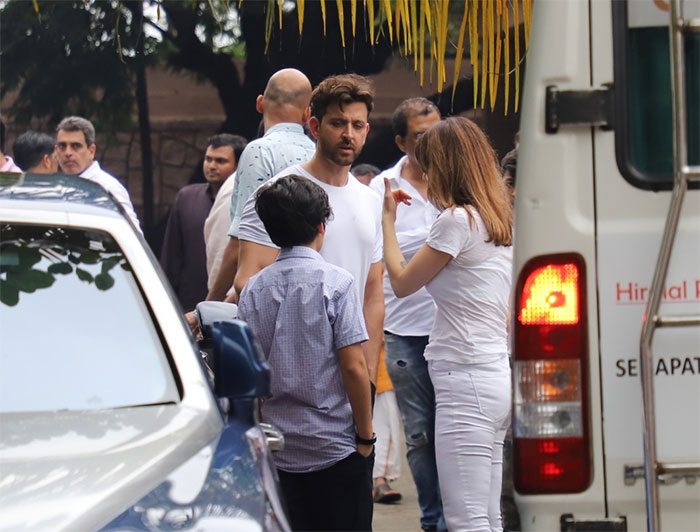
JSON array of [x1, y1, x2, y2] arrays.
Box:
[[592, 1, 700, 530]]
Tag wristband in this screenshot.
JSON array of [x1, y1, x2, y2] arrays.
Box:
[[355, 432, 377, 445]]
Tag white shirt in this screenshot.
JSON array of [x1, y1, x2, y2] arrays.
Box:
[[371, 157, 439, 336], [80, 161, 141, 232], [238, 164, 383, 299], [203, 171, 236, 290], [424, 207, 512, 364]]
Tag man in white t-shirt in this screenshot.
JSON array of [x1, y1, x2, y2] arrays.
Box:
[[370, 98, 445, 532], [235, 73, 385, 387]]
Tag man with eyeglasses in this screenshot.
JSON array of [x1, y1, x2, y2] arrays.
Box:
[[55, 116, 141, 231]]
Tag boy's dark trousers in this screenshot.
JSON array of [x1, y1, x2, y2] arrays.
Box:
[[278, 451, 374, 531]]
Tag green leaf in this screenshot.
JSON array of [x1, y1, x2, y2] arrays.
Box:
[[5, 269, 54, 293], [76, 268, 94, 283], [80, 250, 100, 264], [101, 257, 120, 273], [120, 262, 132, 272], [94, 272, 115, 291], [0, 280, 19, 307], [68, 254, 81, 265], [48, 262, 73, 275], [18, 247, 42, 267]]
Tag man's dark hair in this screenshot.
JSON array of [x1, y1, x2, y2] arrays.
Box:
[[501, 148, 517, 188], [255, 175, 332, 248], [391, 97, 440, 138], [207, 133, 248, 163], [310, 73, 375, 122], [12, 131, 55, 170], [351, 163, 380, 180]]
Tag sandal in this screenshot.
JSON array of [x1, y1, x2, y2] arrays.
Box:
[[373, 482, 402, 504]]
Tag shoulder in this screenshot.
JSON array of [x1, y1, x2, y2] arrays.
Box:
[[177, 183, 208, 196], [350, 176, 381, 201]]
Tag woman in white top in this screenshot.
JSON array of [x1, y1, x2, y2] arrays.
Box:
[[382, 117, 513, 532]]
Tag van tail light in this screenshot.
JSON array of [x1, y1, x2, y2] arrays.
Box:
[[513, 253, 591, 493]]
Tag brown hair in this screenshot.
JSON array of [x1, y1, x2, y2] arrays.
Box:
[[310, 74, 375, 122], [415, 117, 512, 246]]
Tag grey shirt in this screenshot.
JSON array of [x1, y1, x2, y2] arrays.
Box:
[[237, 246, 368, 473]]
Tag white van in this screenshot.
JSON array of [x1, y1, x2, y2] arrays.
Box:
[[511, 0, 699, 530]]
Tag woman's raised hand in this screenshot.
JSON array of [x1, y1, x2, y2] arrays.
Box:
[[382, 177, 412, 223]]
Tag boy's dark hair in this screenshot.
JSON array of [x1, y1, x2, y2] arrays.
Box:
[[310, 73, 375, 122], [255, 175, 333, 248], [391, 97, 440, 138], [13, 131, 55, 170], [207, 133, 248, 163]]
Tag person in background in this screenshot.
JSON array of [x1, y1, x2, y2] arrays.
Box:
[[206, 69, 315, 302], [0, 116, 22, 172], [237, 175, 374, 532], [351, 163, 380, 186], [382, 117, 513, 531], [55, 116, 141, 231], [201, 134, 248, 296], [12, 131, 59, 174], [370, 97, 444, 531], [501, 148, 517, 205], [160, 134, 244, 311]]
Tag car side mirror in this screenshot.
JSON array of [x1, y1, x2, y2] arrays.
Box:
[[195, 301, 238, 340], [211, 319, 270, 400]]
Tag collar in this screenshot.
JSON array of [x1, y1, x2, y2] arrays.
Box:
[[277, 246, 324, 262], [382, 156, 409, 186], [80, 160, 101, 178], [264, 123, 306, 137]]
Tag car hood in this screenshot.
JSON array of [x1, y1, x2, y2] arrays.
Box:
[[0, 405, 222, 531]]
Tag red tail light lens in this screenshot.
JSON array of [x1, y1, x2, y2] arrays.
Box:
[[513, 254, 591, 494]]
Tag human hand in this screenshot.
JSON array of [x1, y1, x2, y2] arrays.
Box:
[[185, 310, 202, 340], [357, 443, 374, 458], [382, 177, 412, 223]]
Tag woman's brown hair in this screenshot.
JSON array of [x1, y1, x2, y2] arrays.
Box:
[[415, 117, 513, 246]]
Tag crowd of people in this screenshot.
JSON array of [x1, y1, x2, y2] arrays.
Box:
[[1, 68, 520, 532]]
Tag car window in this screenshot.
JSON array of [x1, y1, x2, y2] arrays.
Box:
[[613, 0, 700, 190], [0, 223, 180, 413]]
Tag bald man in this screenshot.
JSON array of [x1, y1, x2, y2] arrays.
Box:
[[206, 68, 316, 301]]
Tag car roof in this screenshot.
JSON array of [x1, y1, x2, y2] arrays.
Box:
[[0, 172, 122, 214]]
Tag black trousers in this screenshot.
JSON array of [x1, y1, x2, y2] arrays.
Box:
[[278, 451, 374, 531]]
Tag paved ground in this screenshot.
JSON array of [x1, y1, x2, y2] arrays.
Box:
[[372, 437, 423, 532]]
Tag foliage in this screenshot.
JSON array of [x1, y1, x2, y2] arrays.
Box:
[[0, 224, 129, 307], [251, 0, 532, 112], [0, 0, 157, 130]]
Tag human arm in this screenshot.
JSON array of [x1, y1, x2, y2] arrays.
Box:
[[382, 178, 452, 297], [233, 239, 279, 297], [361, 261, 384, 385], [338, 343, 374, 458], [206, 237, 239, 302]]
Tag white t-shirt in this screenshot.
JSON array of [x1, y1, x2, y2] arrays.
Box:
[[424, 207, 512, 364], [238, 164, 383, 299], [371, 157, 438, 336]]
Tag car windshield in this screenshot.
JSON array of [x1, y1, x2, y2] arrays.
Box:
[[0, 223, 179, 413]]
